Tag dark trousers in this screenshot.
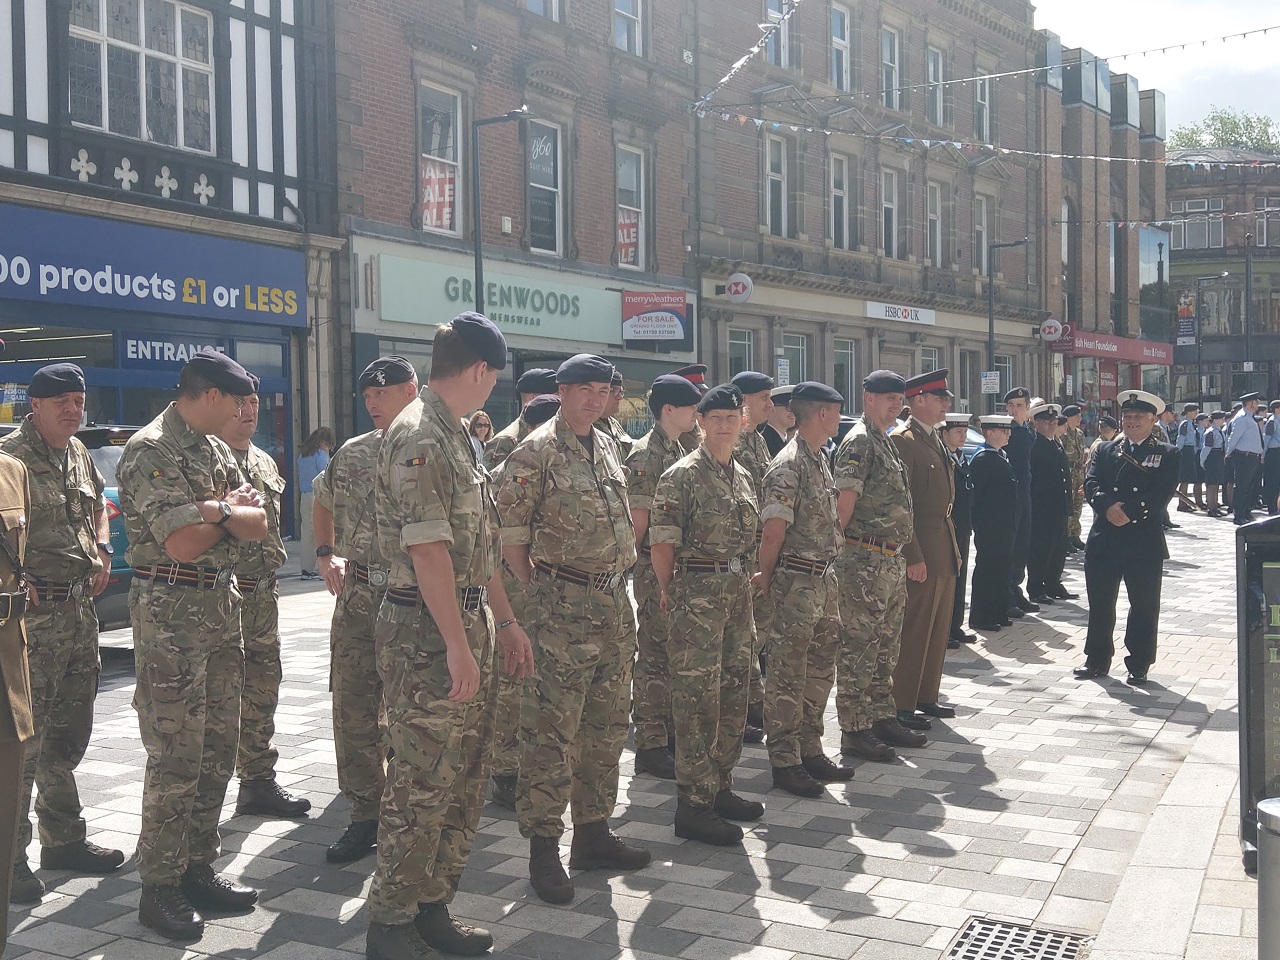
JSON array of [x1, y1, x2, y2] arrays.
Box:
[[970, 535, 1013, 627], [1008, 481, 1032, 602], [1027, 512, 1068, 595], [1264, 449, 1280, 514], [950, 526, 971, 637], [0, 737, 22, 954], [1232, 455, 1262, 524], [1083, 540, 1162, 674]]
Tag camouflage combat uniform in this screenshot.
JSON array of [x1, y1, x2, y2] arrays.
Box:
[[313, 431, 389, 824], [624, 423, 690, 753], [597, 417, 635, 458], [650, 446, 758, 807], [366, 389, 500, 923], [232, 443, 288, 780], [1063, 425, 1088, 541], [117, 405, 244, 885], [734, 426, 772, 714], [760, 435, 843, 769], [494, 414, 637, 839], [832, 417, 914, 732], [0, 419, 104, 860]]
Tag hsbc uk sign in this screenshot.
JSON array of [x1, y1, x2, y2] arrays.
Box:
[[866, 300, 936, 325]]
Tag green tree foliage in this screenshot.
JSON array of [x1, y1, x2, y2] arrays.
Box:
[[1169, 105, 1280, 154]]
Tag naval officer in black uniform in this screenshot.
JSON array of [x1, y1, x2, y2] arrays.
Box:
[[1027, 402, 1074, 604], [1074, 390, 1179, 685]]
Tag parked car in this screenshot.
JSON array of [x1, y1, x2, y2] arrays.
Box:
[[78, 426, 140, 629]]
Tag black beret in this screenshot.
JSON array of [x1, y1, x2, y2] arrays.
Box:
[[649, 374, 703, 410], [516, 368, 557, 395], [521, 394, 561, 427], [698, 383, 744, 414], [792, 381, 844, 405], [1004, 387, 1030, 402], [731, 371, 774, 394], [557, 354, 615, 385], [28, 362, 86, 398], [248, 373, 261, 394], [611, 369, 624, 387], [862, 370, 906, 394], [359, 355, 416, 390], [185, 351, 255, 396], [1098, 415, 1118, 428], [451, 312, 508, 370], [1062, 404, 1081, 417]]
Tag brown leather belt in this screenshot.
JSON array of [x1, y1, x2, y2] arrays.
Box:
[[385, 585, 488, 611], [779, 555, 836, 577], [236, 574, 278, 594], [534, 560, 626, 592], [29, 578, 92, 603], [135, 562, 232, 589], [352, 561, 390, 590], [678, 556, 747, 574], [0, 591, 26, 623], [846, 535, 902, 557]]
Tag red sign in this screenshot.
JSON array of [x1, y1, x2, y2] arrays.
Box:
[[622, 290, 686, 341], [617, 207, 640, 266], [1049, 328, 1172, 365], [420, 157, 456, 231]]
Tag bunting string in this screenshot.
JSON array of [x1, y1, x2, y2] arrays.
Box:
[[1054, 206, 1280, 230], [691, 0, 808, 112]]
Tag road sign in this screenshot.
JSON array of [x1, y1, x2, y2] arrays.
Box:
[[981, 371, 1001, 395], [776, 358, 791, 386], [724, 272, 753, 303]]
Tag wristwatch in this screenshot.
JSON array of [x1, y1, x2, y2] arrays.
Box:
[[97, 541, 114, 557], [215, 501, 233, 525], [316, 545, 334, 558]]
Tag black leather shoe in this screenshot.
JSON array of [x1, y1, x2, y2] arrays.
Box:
[[490, 774, 517, 811], [971, 622, 1003, 632], [1048, 586, 1079, 600], [714, 789, 764, 821], [41, 839, 125, 873], [9, 861, 44, 904], [871, 717, 927, 748], [180, 864, 258, 912], [1030, 593, 1055, 605], [742, 724, 765, 744], [951, 630, 976, 644], [1126, 672, 1149, 686], [1016, 598, 1041, 612], [236, 779, 311, 818], [770, 764, 824, 798], [895, 709, 932, 731], [802, 753, 855, 782], [327, 819, 378, 864], [917, 702, 956, 719], [947, 637, 960, 649], [1000, 617, 1015, 626], [634, 746, 677, 780], [415, 901, 494, 956], [367, 921, 436, 960], [674, 801, 744, 846], [1072, 663, 1109, 680], [1006, 606, 1025, 619], [1162, 520, 1178, 530], [139, 884, 204, 940], [840, 728, 897, 762]]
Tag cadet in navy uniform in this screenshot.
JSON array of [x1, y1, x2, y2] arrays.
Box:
[[1227, 393, 1266, 525], [939, 414, 973, 647], [967, 416, 1016, 631], [759, 386, 795, 459], [1027, 403, 1075, 604], [1002, 388, 1038, 615], [1074, 390, 1179, 685]]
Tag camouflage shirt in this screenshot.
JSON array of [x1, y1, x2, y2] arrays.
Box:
[[117, 404, 243, 569], [484, 417, 529, 471], [495, 412, 636, 574], [733, 427, 772, 502], [832, 415, 914, 544], [596, 416, 635, 458], [0, 417, 105, 581], [625, 422, 691, 522], [232, 444, 288, 576], [1062, 425, 1088, 484], [649, 446, 758, 562], [312, 430, 384, 566], [760, 435, 842, 562], [375, 388, 500, 594]]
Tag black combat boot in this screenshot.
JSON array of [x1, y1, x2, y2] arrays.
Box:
[[139, 884, 204, 940], [770, 765, 824, 798], [41, 839, 126, 873], [366, 921, 437, 960], [674, 801, 743, 846], [713, 789, 764, 822], [490, 774, 518, 811], [235, 778, 311, 818], [327, 820, 378, 863], [414, 901, 494, 955], [180, 863, 258, 912], [9, 861, 44, 904], [802, 753, 855, 782], [569, 820, 651, 871], [528, 836, 573, 904], [633, 746, 676, 779]]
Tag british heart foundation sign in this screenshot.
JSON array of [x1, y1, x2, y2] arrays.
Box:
[[622, 290, 687, 340]]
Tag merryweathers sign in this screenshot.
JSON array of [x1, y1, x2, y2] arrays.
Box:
[[622, 291, 687, 340], [1049, 327, 1172, 365]]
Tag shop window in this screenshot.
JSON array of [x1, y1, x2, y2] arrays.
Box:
[[728, 329, 753, 377], [614, 0, 643, 56], [881, 27, 900, 110], [527, 121, 563, 256], [782, 332, 808, 382], [831, 155, 853, 250], [419, 84, 461, 236], [766, 135, 788, 237], [616, 145, 645, 270], [926, 48, 944, 125], [834, 338, 857, 410], [68, 0, 215, 154], [236, 340, 285, 380], [831, 5, 851, 92], [765, 0, 789, 69]]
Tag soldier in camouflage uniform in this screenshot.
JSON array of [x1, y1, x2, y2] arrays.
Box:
[[650, 383, 762, 846], [117, 352, 266, 940], [595, 369, 634, 457], [730, 370, 775, 742], [754, 382, 850, 798], [364, 314, 534, 960], [625, 374, 701, 780], [831, 370, 917, 765], [312, 356, 420, 863], [1062, 404, 1088, 550], [0, 364, 123, 905], [485, 390, 560, 811], [216, 381, 310, 820], [495, 353, 650, 905]]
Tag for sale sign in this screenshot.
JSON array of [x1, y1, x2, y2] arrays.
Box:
[[622, 290, 686, 340]]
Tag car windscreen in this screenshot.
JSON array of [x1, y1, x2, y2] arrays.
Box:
[[89, 445, 123, 487]]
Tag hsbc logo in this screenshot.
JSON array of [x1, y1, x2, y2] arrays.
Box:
[[723, 271, 753, 303]]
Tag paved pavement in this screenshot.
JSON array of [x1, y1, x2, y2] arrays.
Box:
[[6, 511, 1258, 960]]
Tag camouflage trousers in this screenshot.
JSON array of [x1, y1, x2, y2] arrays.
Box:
[[632, 558, 673, 750], [518, 570, 636, 839], [835, 548, 906, 732], [763, 566, 840, 769], [131, 579, 243, 885], [668, 571, 752, 807], [330, 577, 387, 823], [491, 566, 529, 778], [366, 602, 496, 925], [18, 593, 99, 856], [1068, 487, 1085, 541], [746, 582, 771, 715], [236, 582, 281, 781]]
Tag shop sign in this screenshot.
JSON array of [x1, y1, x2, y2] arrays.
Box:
[[1050, 327, 1173, 365], [420, 158, 457, 232], [0, 203, 306, 327], [121, 334, 228, 369], [616, 208, 640, 267], [621, 291, 686, 341], [866, 301, 936, 325]]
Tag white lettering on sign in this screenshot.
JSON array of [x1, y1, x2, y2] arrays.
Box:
[[866, 301, 936, 325], [125, 339, 227, 363]]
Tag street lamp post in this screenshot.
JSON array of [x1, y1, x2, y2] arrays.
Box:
[[987, 237, 1029, 412], [1245, 233, 1255, 393], [471, 106, 533, 316], [1195, 271, 1230, 405]]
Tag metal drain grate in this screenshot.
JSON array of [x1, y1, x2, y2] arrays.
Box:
[[944, 917, 1091, 960]]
